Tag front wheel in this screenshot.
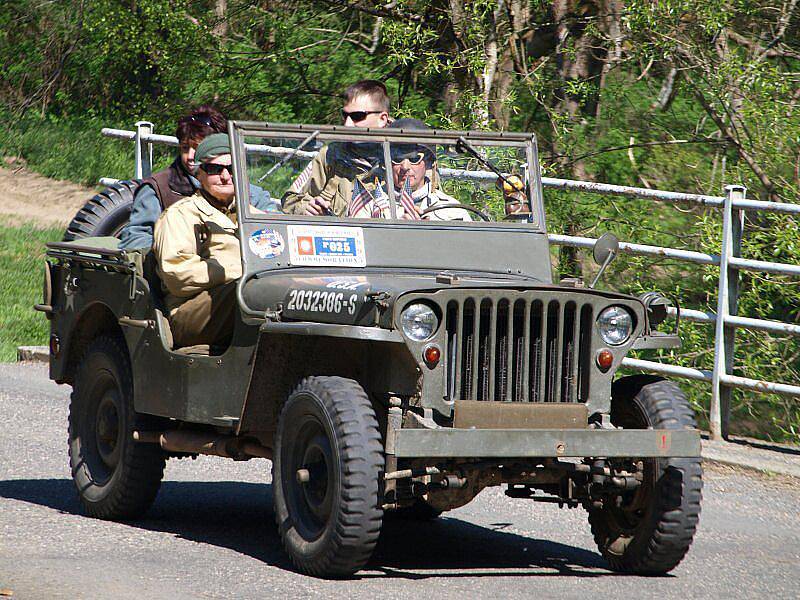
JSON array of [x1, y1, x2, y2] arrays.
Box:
[[273, 376, 384, 578], [588, 375, 703, 574]]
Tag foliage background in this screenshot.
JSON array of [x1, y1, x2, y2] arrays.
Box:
[[0, 0, 797, 441]]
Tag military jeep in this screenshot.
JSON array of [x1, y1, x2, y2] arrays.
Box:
[[40, 122, 702, 578]]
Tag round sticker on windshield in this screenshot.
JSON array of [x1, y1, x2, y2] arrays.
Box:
[[249, 228, 285, 259]]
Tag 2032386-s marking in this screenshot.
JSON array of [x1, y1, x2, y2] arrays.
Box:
[[286, 289, 358, 315]]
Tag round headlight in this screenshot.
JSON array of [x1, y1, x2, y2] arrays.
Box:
[[401, 303, 439, 341], [597, 306, 633, 346]]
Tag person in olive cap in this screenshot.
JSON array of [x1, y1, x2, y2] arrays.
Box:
[[119, 105, 276, 250], [152, 133, 276, 349]]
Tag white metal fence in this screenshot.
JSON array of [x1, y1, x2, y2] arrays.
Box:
[[101, 122, 800, 440]]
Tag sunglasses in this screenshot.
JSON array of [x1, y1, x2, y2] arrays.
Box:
[[189, 114, 215, 127], [391, 151, 426, 165], [341, 109, 383, 123], [199, 162, 234, 176]]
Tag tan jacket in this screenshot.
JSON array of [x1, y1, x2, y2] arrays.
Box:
[[282, 145, 364, 216], [282, 145, 446, 217], [414, 185, 473, 221], [153, 192, 242, 314]]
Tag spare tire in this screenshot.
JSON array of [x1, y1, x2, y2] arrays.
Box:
[[63, 180, 141, 241]]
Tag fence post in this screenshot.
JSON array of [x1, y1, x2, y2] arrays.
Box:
[[134, 121, 154, 179], [711, 184, 745, 440]]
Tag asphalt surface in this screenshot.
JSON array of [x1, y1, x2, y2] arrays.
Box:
[[1, 362, 798, 600]]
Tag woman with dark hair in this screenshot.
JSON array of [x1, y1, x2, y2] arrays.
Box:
[[119, 105, 277, 249]]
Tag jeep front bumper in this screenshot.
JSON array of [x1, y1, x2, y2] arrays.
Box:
[[392, 428, 701, 458]]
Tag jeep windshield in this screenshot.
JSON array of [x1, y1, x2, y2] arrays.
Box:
[[230, 123, 554, 322], [230, 122, 546, 230]]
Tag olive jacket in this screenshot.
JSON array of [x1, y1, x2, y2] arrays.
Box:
[[282, 145, 370, 216]]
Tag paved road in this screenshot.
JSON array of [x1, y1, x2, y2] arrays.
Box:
[[1, 363, 798, 599]]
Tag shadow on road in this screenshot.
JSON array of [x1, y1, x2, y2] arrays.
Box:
[[1, 478, 613, 578]]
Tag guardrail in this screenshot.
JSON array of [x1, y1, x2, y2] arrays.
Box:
[[101, 122, 800, 440]]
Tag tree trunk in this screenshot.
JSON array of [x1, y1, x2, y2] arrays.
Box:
[[214, 0, 228, 37]]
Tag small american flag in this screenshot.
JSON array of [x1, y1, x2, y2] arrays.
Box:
[[398, 178, 420, 220], [347, 178, 373, 217], [346, 178, 420, 220]]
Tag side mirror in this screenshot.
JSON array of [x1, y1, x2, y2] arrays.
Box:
[[592, 232, 620, 266], [589, 233, 620, 289]]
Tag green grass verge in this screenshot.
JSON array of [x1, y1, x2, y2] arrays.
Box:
[[0, 224, 63, 361], [0, 110, 174, 186]]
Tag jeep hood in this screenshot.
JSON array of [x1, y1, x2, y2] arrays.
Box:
[[241, 268, 641, 328]]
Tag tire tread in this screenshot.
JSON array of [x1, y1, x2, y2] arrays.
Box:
[[63, 181, 139, 241], [589, 376, 702, 574], [274, 376, 383, 578], [68, 335, 165, 520]]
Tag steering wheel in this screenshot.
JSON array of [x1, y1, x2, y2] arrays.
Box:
[[419, 203, 493, 222]]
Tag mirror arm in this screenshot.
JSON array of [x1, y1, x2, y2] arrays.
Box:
[[589, 249, 616, 289], [455, 136, 514, 190]]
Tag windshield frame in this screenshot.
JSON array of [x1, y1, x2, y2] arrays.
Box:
[[228, 120, 547, 231]]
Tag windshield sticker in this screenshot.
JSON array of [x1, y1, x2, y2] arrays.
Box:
[[287, 225, 366, 267], [249, 228, 285, 259]]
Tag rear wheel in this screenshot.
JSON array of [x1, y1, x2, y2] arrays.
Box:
[[588, 375, 702, 574], [273, 376, 384, 578], [63, 180, 140, 241], [68, 336, 165, 519]]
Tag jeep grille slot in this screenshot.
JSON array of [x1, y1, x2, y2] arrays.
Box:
[[445, 295, 593, 403]]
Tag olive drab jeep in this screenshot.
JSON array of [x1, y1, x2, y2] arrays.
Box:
[[39, 122, 702, 578]]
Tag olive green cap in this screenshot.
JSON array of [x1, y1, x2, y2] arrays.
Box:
[[195, 133, 231, 164]]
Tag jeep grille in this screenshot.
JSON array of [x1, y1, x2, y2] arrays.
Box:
[[444, 295, 593, 402]]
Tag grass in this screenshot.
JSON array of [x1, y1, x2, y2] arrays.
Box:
[[0, 224, 63, 361], [0, 110, 174, 186]]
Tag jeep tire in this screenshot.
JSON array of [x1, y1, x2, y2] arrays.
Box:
[[63, 180, 140, 241], [273, 376, 384, 578], [588, 375, 703, 574], [68, 336, 165, 519]]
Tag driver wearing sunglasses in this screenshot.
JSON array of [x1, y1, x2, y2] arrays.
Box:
[[282, 79, 391, 217], [386, 118, 472, 222], [152, 134, 278, 350]]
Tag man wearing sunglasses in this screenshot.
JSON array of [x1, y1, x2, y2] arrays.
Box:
[[152, 134, 277, 349], [282, 80, 391, 216], [120, 106, 275, 250], [387, 118, 471, 221]]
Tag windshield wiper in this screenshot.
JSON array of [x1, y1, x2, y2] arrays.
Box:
[[455, 136, 517, 190], [258, 129, 320, 182]]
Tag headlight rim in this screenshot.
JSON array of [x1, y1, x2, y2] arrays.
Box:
[[400, 301, 440, 342], [596, 305, 634, 346]]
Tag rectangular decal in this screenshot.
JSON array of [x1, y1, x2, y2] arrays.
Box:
[[287, 225, 366, 267]]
